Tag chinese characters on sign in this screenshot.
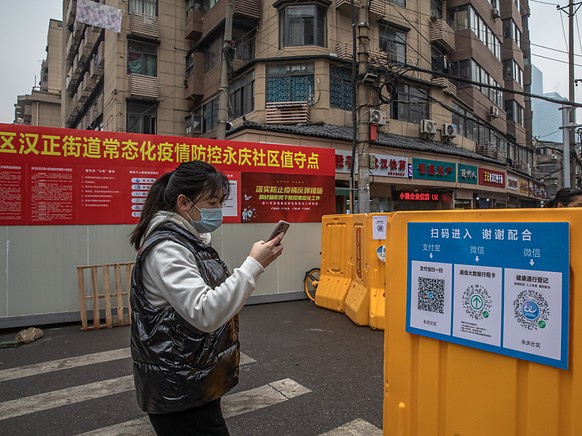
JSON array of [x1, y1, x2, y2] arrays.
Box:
[[407, 222, 569, 369], [412, 158, 456, 182], [0, 123, 336, 225], [335, 150, 408, 178], [478, 168, 505, 188]]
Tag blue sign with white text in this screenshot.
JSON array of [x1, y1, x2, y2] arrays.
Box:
[[406, 222, 570, 369]]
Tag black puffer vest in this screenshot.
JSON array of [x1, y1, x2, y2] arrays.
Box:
[[130, 222, 239, 414]]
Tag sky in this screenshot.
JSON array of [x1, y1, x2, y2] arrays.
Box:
[[0, 0, 579, 124]]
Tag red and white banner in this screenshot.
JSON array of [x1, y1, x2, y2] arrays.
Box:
[[0, 124, 335, 225]]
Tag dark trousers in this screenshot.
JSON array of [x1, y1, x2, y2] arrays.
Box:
[[148, 398, 230, 436]]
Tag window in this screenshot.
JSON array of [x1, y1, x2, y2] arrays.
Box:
[[230, 71, 255, 119], [185, 52, 194, 76], [279, 5, 326, 47], [391, 84, 428, 123], [452, 102, 509, 151], [202, 98, 219, 133], [503, 19, 522, 47], [186, 112, 202, 135], [204, 36, 222, 73], [505, 100, 524, 126], [233, 29, 256, 62], [330, 65, 353, 111], [380, 24, 407, 64], [503, 60, 523, 86], [127, 101, 157, 134], [186, 0, 218, 13], [430, 0, 443, 19], [457, 59, 503, 107], [128, 40, 157, 76], [129, 0, 157, 15], [450, 6, 501, 60], [266, 63, 314, 102]]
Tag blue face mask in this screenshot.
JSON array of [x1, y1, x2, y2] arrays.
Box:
[[186, 200, 223, 233]]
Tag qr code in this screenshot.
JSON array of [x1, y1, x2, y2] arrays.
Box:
[[417, 277, 445, 314]]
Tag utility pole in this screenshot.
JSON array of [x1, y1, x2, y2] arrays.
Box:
[[561, 105, 571, 186], [348, 0, 358, 214], [216, 0, 234, 140], [568, 0, 576, 187], [356, 0, 371, 213]]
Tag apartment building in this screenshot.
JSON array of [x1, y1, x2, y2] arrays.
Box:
[[14, 19, 63, 127], [58, 0, 542, 210]]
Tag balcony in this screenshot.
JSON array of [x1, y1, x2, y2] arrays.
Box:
[[184, 73, 204, 100], [431, 77, 457, 96], [233, 0, 262, 21], [200, 0, 261, 43], [66, 0, 76, 27], [91, 94, 103, 119], [73, 21, 85, 44], [95, 43, 104, 67], [476, 142, 507, 162], [336, 42, 388, 69], [336, 0, 385, 20], [129, 13, 159, 40], [266, 102, 310, 125], [83, 27, 96, 53], [83, 72, 96, 97], [185, 8, 203, 41], [129, 74, 159, 100], [429, 18, 456, 52], [90, 59, 104, 81], [66, 33, 76, 63]]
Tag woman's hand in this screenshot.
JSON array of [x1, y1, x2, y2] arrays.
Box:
[[249, 232, 285, 268]]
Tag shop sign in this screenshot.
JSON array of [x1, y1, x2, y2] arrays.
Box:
[[458, 164, 478, 184], [507, 176, 519, 191], [412, 158, 456, 182], [519, 180, 529, 195], [335, 150, 407, 178], [397, 191, 441, 201], [479, 168, 505, 187], [530, 181, 548, 200]]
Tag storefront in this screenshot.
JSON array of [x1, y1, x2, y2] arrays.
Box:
[[334, 149, 544, 212]]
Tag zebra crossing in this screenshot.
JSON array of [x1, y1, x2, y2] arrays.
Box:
[[0, 347, 382, 435]]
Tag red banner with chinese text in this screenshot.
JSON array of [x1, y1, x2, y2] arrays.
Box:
[[0, 124, 335, 225], [240, 173, 335, 223]]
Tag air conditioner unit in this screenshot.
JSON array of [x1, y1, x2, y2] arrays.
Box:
[[420, 119, 437, 135], [370, 109, 388, 126], [489, 106, 499, 119], [442, 123, 457, 139], [492, 7, 500, 19]]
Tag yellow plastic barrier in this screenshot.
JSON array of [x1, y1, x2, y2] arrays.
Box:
[[384, 209, 582, 436], [316, 214, 354, 312], [344, 214, 370, 326], [344, 213, 392, 329], [368, 213, 392, 330]]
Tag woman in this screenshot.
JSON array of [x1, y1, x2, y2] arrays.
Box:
[[129, 160, 284, 435], [543, 187, 582, 208]]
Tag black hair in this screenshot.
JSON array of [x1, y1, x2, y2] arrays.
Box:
[[544, 187, 582, 208], [129, 160, 230, 249]]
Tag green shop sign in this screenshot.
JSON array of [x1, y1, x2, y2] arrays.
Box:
[[458, 164, 478, 184], [412, 158, 456, 182]]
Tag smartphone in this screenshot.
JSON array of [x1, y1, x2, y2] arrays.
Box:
[[266, 220, 290, 243]]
